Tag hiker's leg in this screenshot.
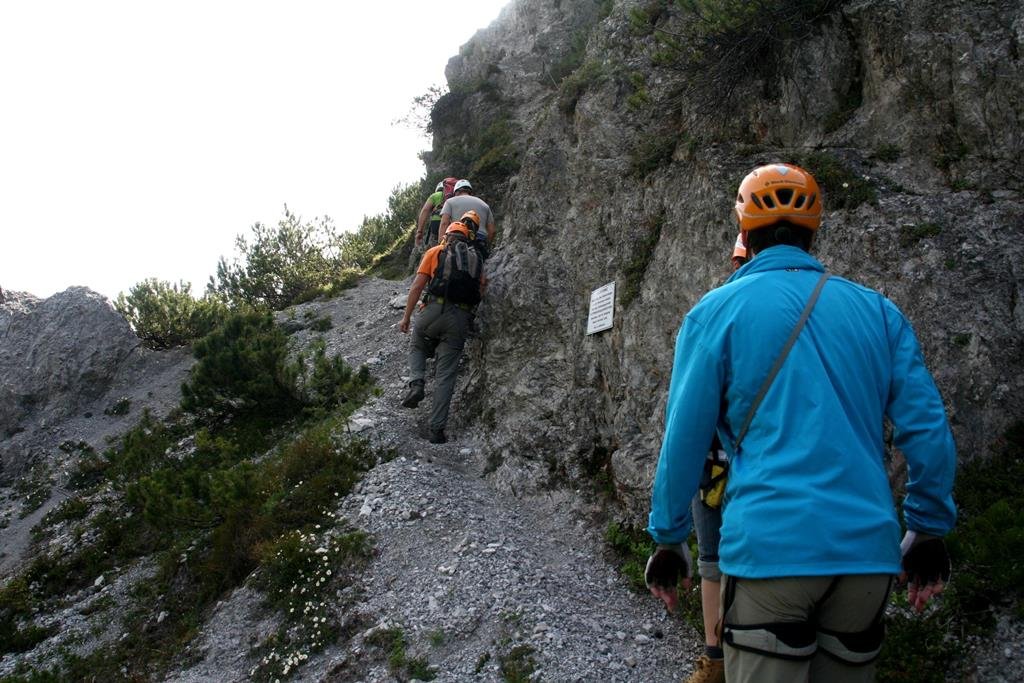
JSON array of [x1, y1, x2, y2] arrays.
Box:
[[723, 575, 832, 683], [691, 495, 723, 648], [428, 309, 469, 431], [429, 341, 463, 431], [409, 304, 443, 383], [809, 575, 891, 683]]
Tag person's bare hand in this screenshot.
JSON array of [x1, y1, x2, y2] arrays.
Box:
[[906, 576, 945, 613], [399, 317, 410, 334]]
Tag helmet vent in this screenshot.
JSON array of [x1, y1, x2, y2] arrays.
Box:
[[794, 194, 807, 209], [750, 193, 764, 209], [807, 193, 817, 210], [775, 188, 794, 206], [761, 193, 776, 209]]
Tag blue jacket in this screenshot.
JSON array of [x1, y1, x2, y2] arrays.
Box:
[[648, 246, 957, 578]]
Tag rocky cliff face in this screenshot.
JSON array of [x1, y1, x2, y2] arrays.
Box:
[[0, 288, 192, 574], [430, 0, 1024, 513]]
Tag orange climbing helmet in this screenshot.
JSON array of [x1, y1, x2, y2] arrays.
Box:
[[445, 221, 472, 239], [734, 163, 822, 231], [460, 210, 481, 232]]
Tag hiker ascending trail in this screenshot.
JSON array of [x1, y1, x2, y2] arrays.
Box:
[[645, 163, 957, 683], [683, 235, 748, 683], [438, 179, 497, 257], [399, 220, 485, 444], [416, 177, 457, 248]]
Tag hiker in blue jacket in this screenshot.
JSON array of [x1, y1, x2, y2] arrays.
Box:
[[645, 163, 957, 683]]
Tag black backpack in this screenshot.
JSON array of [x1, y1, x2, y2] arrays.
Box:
[[427, 235, 483, 306]]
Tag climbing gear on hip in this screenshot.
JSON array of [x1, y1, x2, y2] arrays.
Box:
[[721, 575, 891, 665], [699, 448, 729, 509]]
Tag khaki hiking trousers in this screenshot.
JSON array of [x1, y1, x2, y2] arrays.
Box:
[[721, 574, 893, 683]]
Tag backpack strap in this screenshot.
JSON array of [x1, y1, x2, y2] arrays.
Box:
[[733, 272, 830, 453]]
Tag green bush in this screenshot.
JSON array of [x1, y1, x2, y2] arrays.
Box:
[[898, 222, 942, 247], [874, 143, 902, 163], [210, 209, 349, 311], [337, 182, 422, 271], [640, 1, 847, 111], [558, 60, 606, 114], [115, 278, 227, 350], [605, 522, 655, 592], [366, 627, 436, 681], [499, 644, 537, 683], [798, 151, 877, 210], [181, 310, 299, 419], [630, 130, 677, 177], [547, 30, 588, 84]]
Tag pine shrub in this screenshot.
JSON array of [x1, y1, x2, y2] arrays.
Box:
[[115, 278, 226, 350]]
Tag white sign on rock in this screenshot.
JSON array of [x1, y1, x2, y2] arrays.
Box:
[[586, 282, 616, 335]]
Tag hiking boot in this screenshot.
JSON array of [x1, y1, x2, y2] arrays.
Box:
[[428, 429, 447, 444], [683, 655, 724, 683], [401, 381, 425, 409]]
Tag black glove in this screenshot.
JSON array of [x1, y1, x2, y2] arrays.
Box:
[[644, 543, 692, 590], [900, 531, 951, 586]]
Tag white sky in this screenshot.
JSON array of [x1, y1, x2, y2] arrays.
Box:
[[0, 1, 508, 300]]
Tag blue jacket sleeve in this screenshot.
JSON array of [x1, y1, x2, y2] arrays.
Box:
[[648, 316, 723, 545], [885, 302, 957, 536]]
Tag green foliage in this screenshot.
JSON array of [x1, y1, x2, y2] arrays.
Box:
[[38, 496, 89, 528], [878, 422, 1024, 679], [625, 72, 651, 111], [898, 222, 942, 247], [628, 1, 668, 35], [498, 644, 537, 683], [8, 314, 377, 682], [338, 182, 423, 272], [269, 424, 376, 530], [309, 316, 332, 332], [548, 30, 588, 84], [604, 521, 655, 592], [0, 620, 57, 657], [181, 310, 299, 419], [797, 151, 877, 210], [365, 627, 436, 681], [647, 1, 847, 111], [14, 462, 50, 519], [210, 208, 351, 310], [115, 279, 227, 350], [103, 396, 131, 416], [470, 120, 522, 184], [251, 527, 371, 681], [874, 143, 902, 163], [396, 84, 447, 135], [558, 60, 606, 114], [878, 607, 964, 683], [621, 212, 664, 307], [630, 130, 678, 177]]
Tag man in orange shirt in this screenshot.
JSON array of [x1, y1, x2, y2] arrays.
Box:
[[399, 221, 484, 444]]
